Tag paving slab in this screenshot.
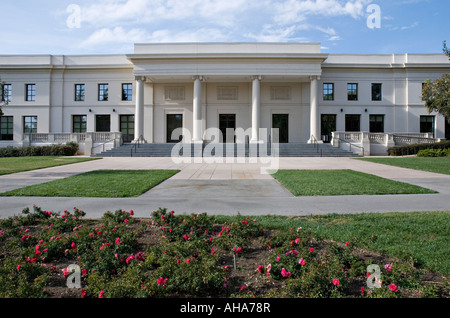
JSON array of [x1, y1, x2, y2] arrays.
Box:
[[0, 157, 449, 218]]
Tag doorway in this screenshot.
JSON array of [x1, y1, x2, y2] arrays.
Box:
[[120, 115, 135, 143], [219, 114, 236, 143], [167, 114, 183, 143], [321, 114, 336, 143], [272, 114, 289, 143]]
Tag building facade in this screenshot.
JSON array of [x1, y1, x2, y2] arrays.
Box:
[[1, 43, 449, 153]]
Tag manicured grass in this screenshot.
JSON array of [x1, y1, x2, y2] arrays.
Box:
[[0, 170, 179, 198], [0, 156, 100, 176], [271, 169, 437, 196], [236, 211, 450, 276], [357, 157, 450, 175]]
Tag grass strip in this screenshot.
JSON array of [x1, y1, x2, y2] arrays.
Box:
[[0, 170, 179, 198], [271, 169, 437, 196]]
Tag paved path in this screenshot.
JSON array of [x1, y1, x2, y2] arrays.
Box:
[[0, 157, 449, 218]]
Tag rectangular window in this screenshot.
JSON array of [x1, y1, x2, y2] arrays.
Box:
[[347, 83, 358, 101], [420, 116, 435, 136], [0, 116, 14, 141], [2, 84, 12, 103], [345, 114, 361, 132], [370, 115, 385, 133], [75, 84, 85, 102], [72, 115, 87, 133], [98, 84, 109, 101], [122, 83, 133, 101], [25, 84, 36, 102], [323, 83, 334, 101], [23, 116, 37, 134], [372, 83, 382, 101]]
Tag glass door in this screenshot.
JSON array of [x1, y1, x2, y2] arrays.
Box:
[[272, 114, 289, 143], [167, 114, 183, 143], [321, 114, 336, 143], [219, 114, 236, 143], [120, 115, 135, 143]]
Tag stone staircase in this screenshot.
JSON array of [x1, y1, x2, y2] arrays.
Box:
[[94, 142, 360, 158]]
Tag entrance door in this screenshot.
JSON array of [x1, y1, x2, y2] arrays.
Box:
[[345, 114, 361, 132], [120, 115, 135, 143], [96, 115, 111, 132], [167, 114, 183, 143], [321, 114, 337, 143], [272, 114, 289, 143], [219, 114, 236, 143]]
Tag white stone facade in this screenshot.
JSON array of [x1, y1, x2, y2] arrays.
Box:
[[1, 43, 449, 152]]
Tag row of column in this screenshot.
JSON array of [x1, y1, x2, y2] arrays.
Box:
[[134, 75, 320, 143]]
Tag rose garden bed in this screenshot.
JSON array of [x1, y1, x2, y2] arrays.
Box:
[[0, 206, 448, 299]]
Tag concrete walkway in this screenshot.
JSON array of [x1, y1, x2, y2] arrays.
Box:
[[0, 157, 449, 218]]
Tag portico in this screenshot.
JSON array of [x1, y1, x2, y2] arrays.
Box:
[[127, 43, 328, 145]]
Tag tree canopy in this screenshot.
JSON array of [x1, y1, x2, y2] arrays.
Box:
[[422, 73, 450, 121]]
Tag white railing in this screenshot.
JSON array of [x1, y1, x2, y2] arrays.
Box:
[[332, 131, 442, 156], [23, 132, 122, 156]]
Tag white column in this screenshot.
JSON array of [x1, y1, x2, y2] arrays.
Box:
[[134, 76, 145, 142], [308, 76, 321, 144], [251, 76, 262, 143], [192, 76, 203, 143]]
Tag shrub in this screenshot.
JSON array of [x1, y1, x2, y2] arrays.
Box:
[[417, 148, 450, 157], [388, 140, 450, 156], [0, 143, 79, 157]]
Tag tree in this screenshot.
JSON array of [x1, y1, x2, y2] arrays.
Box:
[[422, 73, 450, 121], [444, 41, 450, 59]]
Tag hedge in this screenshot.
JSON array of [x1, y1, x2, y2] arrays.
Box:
[[417, 148, 450, 157], [0, 142, 79, 158], [388, 140, 450, 156]]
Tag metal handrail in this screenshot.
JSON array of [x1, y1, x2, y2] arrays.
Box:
[[92, 138, 117, 154], [333, 137, 365, 156], [131, 135, 145, 157], [310, 135, 320, 153]]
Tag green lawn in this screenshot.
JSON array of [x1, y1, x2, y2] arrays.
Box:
[[218, 211, 450, 276], [271, 169, 437, 196], [0, 156, 99, 176], [0, 170, 179, 198], [357, 157, 450, 175]]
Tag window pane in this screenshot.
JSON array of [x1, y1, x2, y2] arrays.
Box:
[[122, 83, 133, 101], [323, 83, 334, 101], [75, 84, 85, 101], [98, 84, 109, 101], [26, 84, 36, 101], [24, 116, 37, 133], [347, 83, 358, 101], [370, 115, 384, 133], [372, 83, 382, 101]]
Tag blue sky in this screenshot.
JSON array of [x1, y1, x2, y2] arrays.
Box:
[[1, 0, 449, 55]]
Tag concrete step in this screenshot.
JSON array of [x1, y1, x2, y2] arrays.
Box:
[[94, 143, 361, 158]]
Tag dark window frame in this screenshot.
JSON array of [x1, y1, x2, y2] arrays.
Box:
[[323, 83, 334, 101], [345, 114, 361, 132], [75, 84, 85, 102], [369, 114, 385, 133], [122, 83, 133, 101], [372, 83, 382, 101], [1, 84, 12, 103], [25, 84, 36, 102], [420, 115, 435, 136], [347, 83, 358, 101], [98, 84, 109, 101], [72, 115, 87, 133], [23, 116, 37, 134], [0, 116, 14, 141]]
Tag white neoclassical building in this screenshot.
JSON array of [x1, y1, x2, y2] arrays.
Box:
[[1, 42, 449, 155]]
